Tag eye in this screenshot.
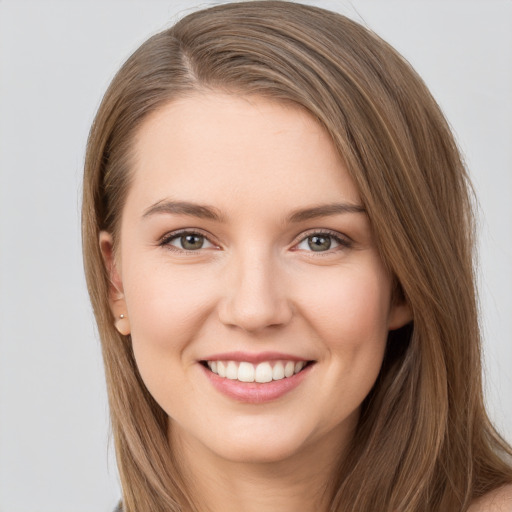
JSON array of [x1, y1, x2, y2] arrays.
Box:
[[295, 231, 351, 253], [159, 230, 216, 252]]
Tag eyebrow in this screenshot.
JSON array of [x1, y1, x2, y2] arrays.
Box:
[[286, 202, 366, 223], [142, 200, 226, 222], [142, 200, 366, 223]]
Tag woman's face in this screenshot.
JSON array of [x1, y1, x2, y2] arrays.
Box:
[[102, 92, 410, 464]]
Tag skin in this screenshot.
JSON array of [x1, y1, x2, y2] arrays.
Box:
[[469, 486, 512, 512], [100, 92, 412, 512]]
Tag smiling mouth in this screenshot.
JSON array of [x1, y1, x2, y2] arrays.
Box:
[[201, 359, 314, 383]]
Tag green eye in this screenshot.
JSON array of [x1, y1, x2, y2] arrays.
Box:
[[307, 235, 332, 251], [179, 234, 205, 250], [161, 231, 215, 252], [296, 231, 350, 253]]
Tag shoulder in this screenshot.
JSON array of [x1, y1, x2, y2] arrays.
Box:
[[469, 485, 512, 512]]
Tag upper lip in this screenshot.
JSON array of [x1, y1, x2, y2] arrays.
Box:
[[200, 351, 312, 364]]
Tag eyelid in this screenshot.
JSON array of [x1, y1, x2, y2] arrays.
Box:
[[158, 228, 219, 252], [157, 227, 352, 254], [292, 228, 353, 252]]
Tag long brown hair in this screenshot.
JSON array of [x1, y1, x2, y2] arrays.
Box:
[[82, 2, 512, 511]]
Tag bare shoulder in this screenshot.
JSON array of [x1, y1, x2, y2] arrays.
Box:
[[469, 485, 512, 512]]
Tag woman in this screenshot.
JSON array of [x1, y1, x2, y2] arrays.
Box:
[[82, 2, 512, 511]]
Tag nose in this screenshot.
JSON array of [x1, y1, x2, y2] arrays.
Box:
[[217, 248, 293, 334]]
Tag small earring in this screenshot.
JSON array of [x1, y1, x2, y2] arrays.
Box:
[[115, 313, 131, 336]]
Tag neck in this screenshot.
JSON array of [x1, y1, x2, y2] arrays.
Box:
[[169, 421, 353, 512]]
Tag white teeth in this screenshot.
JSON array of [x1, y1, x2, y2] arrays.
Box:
[[255, 362, 273, 383], [217, 361, 226, 377], [284, 361, 295, 378], [206, 359, 308, 383], [272, 362, 285, 380], [226, 361, 238, 380], [238, 362, 255, 382]]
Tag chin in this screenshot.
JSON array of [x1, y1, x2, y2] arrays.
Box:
[[172, 416, 316, 466], [215, 436, 310, 465], [206, 417, 331, 465]]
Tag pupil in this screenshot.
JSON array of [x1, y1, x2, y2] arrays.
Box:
[[308, 235, 331, 251], [182, 234, 203, 250]]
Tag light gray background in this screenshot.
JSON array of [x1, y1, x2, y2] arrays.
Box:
[[0, 1, 510, 511]]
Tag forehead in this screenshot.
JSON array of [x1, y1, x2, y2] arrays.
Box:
[[127, 92, 360, 217]]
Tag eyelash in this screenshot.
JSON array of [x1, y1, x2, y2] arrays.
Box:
[[158, 228, 352, 255], [294, 229, 352, 255]]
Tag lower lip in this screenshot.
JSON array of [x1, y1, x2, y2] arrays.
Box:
[[200, 363, 313, 404]]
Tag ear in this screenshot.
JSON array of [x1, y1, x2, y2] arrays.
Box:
[[387, 283, 413, 331], [99, 231, 131, 336], [388, 300, 413, 331]]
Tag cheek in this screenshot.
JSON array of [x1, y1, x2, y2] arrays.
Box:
[[122, 265, 217, 412], [297, 263, 392, 343], [298, 263, 391, 396], [124, 264, 218, 354]]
